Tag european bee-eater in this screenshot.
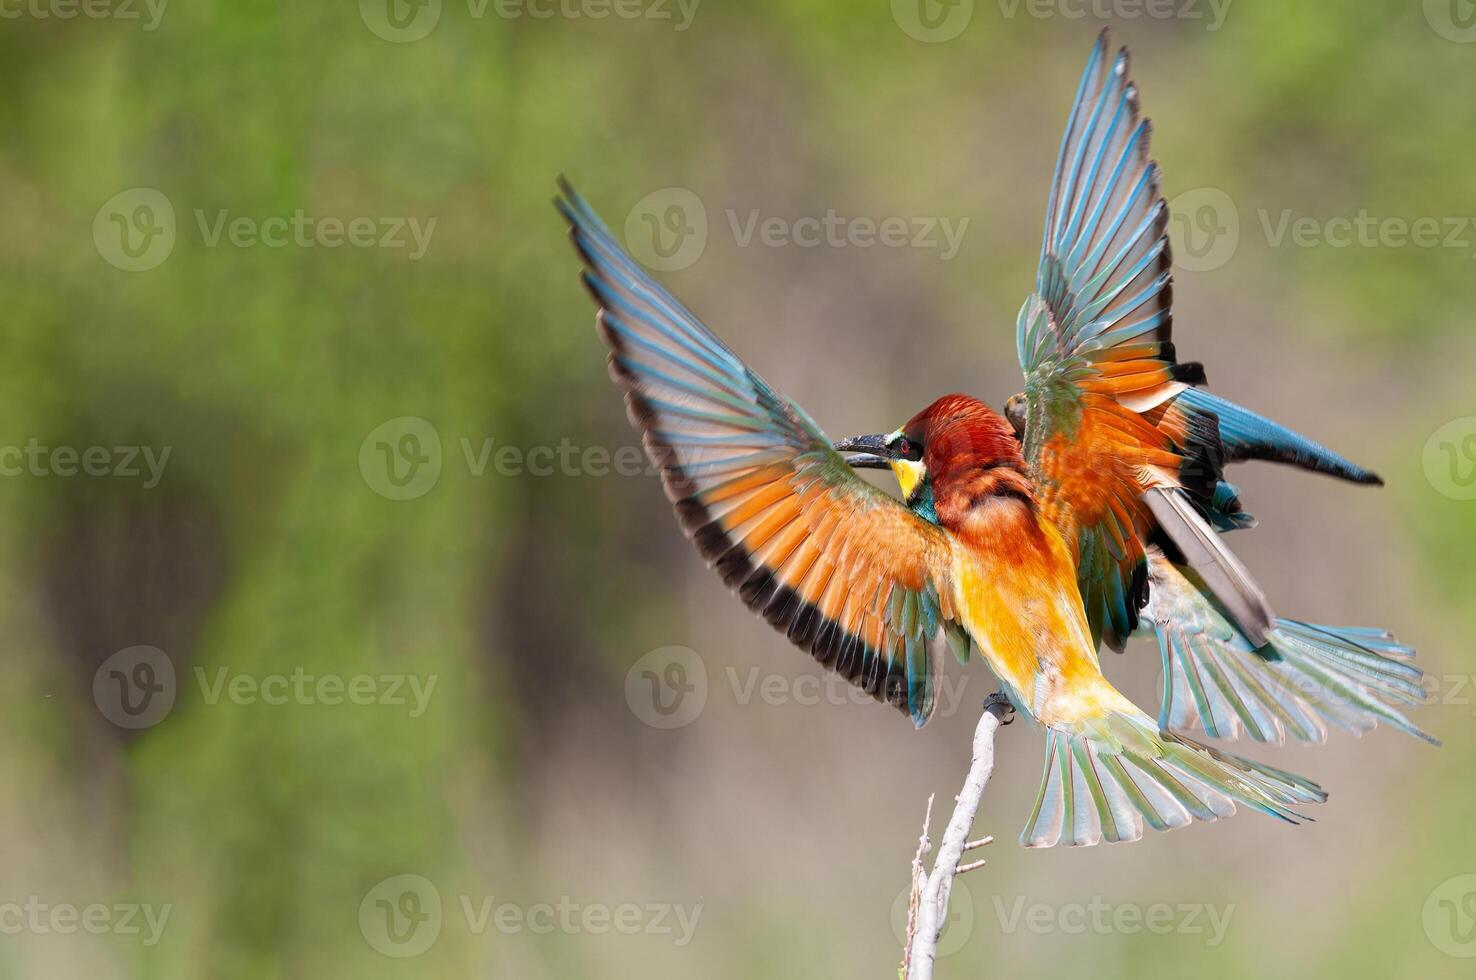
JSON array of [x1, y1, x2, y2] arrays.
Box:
[[558, 29, 1432, 846], [556, 170, 1325, 846]]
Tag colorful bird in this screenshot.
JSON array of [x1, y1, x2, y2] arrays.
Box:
[[558, 29, 1429, 846], [556, 188, 1325, 845]]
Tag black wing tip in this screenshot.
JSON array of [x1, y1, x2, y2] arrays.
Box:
[[555, 175, 604, 235], [555, 173, 582, 209]]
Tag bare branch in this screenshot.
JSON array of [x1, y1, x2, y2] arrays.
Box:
[[904, 694, 1014, 980], [900, 794, 935, 978]]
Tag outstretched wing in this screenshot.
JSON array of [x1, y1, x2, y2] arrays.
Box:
[[558, 180, 965, 726], [1016, 30, 1262, 649]]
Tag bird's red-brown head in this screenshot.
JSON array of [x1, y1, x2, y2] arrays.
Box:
[[833, 393, 1033, 524], [901, 393, 1024, 483]]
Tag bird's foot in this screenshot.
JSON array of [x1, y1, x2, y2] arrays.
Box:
[[984, 691, 1016, 725]]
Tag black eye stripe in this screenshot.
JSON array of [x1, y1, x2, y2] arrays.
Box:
[[889, 436, 923, 462]]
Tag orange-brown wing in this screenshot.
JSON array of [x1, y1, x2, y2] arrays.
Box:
[[558, 180, 966, 725], [1016, 32, 1200, 648]]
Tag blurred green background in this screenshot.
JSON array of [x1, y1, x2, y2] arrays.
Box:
[[0, 1, 1473, 977]]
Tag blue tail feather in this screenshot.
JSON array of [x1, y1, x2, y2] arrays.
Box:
[[1177, 387, 1382, 485]]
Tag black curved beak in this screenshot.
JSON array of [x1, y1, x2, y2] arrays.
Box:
[[833, 433, 894, 469]]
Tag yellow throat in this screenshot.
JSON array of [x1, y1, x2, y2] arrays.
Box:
[[889, 458, 926, 502]]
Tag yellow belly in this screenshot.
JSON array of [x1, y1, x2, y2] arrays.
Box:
[[947, 500, 1134, 725]]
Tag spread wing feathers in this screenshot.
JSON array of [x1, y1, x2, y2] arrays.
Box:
[[1016, 31, 1201, 648], [557, 179, 964, 726], [1146, 553, 1437, 745], [1021, 709, 1326, 847]]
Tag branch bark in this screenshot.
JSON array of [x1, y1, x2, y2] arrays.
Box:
[[904, 694, 1014, 980]]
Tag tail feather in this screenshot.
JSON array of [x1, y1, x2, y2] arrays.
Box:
[[1021, 711, 1324, 847], [1176, 387, 1382, 485], [1149, 555, 1437, 745]]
